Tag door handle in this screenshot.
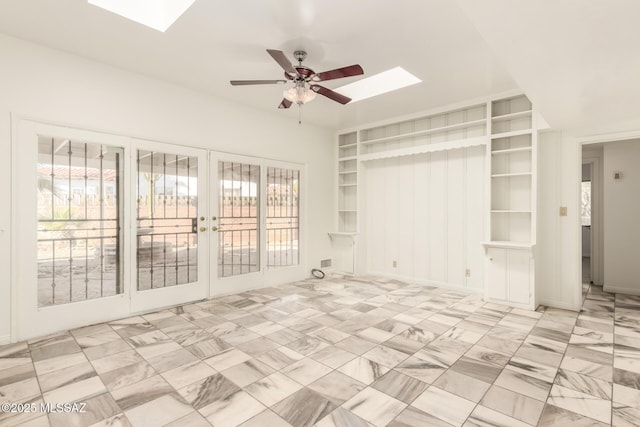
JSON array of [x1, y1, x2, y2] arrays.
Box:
[[199, 227, 206, 232], [211, 226, 218, 232], [212, 216, 217, 221]]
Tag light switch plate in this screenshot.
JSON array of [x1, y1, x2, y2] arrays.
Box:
[[559, 206, 568, 216]]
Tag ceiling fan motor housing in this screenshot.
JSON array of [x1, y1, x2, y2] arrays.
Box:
[[287, 66, 315, 81]]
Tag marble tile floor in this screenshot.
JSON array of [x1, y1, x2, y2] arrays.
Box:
[[1, 276, 639, 426]]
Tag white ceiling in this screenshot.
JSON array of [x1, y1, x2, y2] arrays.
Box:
[[457, 0, 640, 130], [2, 1, 637, 131], [0, 0, 519, 129]]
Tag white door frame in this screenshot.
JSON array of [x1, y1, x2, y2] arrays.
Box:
[[262, 158, 307, 287], [576, 129, 640, 304], [129, 139, 210, 313], [10, 118, 308, 342], [12, 119, 132, 341], [210, 152, 264, 296], [210, 153, 307, 296], [580, 156, 602, 286]]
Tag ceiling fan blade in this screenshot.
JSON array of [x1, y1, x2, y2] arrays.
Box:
[[313, 64, 364, 82], [266, 49, 297, 75], [230, 79, 287, 86], [310, 85, 352, 105], [278, 98, 293, 109]]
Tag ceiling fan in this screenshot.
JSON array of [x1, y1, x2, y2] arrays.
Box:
[[230, 49, 364, 122]]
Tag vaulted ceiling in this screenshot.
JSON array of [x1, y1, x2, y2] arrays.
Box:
[[0, 0, 638, 131], [456, 0, 640, 131]]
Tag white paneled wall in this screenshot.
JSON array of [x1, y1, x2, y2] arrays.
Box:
[[362, 146, 485, 291]]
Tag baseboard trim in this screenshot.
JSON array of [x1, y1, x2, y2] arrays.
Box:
[[0, 335, 11, 345], [537, 299, 578, 311], [603, 286, 640, 296], [366, 271, 483, 295]]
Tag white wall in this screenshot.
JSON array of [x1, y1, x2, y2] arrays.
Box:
[[0, 34, 335, 343], [362, 147, 485, 291], [537, 122, 640, 311], [603, 139, 640, 294], [535, 131, 570, 308]]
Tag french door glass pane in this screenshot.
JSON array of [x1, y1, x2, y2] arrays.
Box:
[[137, 150, 198, 290], [218, 161, 260, 278], [266, 167, 299, 267], [37, 137, 123, 307]]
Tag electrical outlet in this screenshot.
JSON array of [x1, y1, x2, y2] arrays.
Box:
[[465, 269, 471, 277], [392, 260, 397, 268]]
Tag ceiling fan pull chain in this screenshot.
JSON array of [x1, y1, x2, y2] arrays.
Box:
[[298, 104, 303, 125]]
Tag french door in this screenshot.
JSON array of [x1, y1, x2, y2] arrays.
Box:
[[13, 120, 303, 341], [14, 121, 133, 339], [210, 155, 262, 295], [210, 154, 304, 296], [129, 140, 209, 312]]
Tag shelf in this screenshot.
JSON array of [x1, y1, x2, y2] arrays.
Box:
[[360, 118, 487, 146], [339, 170, 357, 175], [491, 210, 532, 213], [359, 136, 487, 163], [481, 241, 534, 250], [339, 184, 358, 187], [491, 147, 532, 155], [491, 110, 532, 122], [491, 172, 532, 178], [339, 142, 358, 149], [328, 231, 357, 243], [490, 129, 532, 139], [339, 156, 357, 161]]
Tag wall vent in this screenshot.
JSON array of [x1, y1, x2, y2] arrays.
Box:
[[320, 259, 332, 268]]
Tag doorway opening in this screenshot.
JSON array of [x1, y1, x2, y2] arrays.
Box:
[[580, 136, 640, 302], [580, 161, 594, 303]]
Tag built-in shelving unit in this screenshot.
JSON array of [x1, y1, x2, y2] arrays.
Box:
[[358, 104, 487, 156], [484, 94, 536, 309], [488, 95, 534, 245], [337, 132, 358, 233], [333, 103, 489, 239], [359, 118, 486, 147], [331, 104, 490, 276], [331, 94, 540, 304]]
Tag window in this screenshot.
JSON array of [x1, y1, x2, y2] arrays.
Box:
[[266, 167, 300, 267]]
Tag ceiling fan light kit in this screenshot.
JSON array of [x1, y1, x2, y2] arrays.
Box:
[[283, 85, 316, 105], [230, 49, 364, 123]]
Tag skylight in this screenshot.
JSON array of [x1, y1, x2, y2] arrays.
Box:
[[336, 67, 421, 103], [88, 0, 196, 32]]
